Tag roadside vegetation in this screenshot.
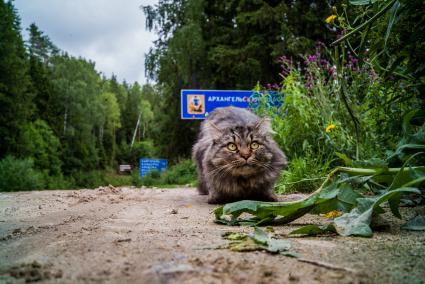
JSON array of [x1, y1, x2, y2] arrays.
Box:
[[216, 0, 425, 236], [0, 0, 423, 196]]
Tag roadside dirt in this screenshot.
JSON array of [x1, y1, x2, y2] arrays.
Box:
[[0, 187, 424, 284]]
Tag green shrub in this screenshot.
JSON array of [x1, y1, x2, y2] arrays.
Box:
[[17, 120, 62, 175], [119, 140, 157, 166], [41, 171, 74, 189], [102, 171, 133, 187], [254, 41, 419, 193], [275, 153, 334, 194], [138, 170, 161, 187], [162, 159, 196, 185], [71, 170, 105, 188], [0, 156, 44, 191]]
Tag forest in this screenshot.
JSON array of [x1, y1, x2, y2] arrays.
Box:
[[0, 0, 424, 192]]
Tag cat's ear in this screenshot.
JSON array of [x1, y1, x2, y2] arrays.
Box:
[[254, 117, 274, 136], [206, 121, 223, 140]]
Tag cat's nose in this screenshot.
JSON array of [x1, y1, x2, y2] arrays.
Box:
[[239, 149, 251, 160]]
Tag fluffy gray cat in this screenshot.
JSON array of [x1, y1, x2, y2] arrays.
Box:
[[192, 106, 287, 204]]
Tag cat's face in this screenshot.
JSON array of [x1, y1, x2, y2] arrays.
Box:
[[210, 125, 273, 177]]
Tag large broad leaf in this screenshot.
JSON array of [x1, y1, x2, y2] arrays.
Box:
[[214, 180, 358, 226], [392, 124, 425, 162], [334, 187, 420, 237], [401, 215, 425, 231], [289, 224, 336, 236], [214, 164, 424, 237], [388, 154, 425, 190]]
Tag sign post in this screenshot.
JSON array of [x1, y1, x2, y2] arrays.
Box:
[[181, 89, 281, 119], [139, 158, 168, 177]]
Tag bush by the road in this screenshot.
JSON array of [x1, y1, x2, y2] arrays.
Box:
[[0, 156, 44, 191]]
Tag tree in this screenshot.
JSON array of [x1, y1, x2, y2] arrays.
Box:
[[0, 0, 34, 157], [99, 91, 121, 166], [124, 83, 154, 143], [27, 23, 58, 64], [27, 23, 58, 123], [143, 0, 335, 160], [50, 54, 103, 173], [105, 75, 128, 146]]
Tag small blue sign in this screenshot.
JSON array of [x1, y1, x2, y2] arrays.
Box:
[[140, 158, 168, 177], [181, 89, 281, 119]]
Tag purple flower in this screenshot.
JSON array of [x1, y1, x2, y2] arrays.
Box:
[[320, 59, 329, 66], [308, 55, 317, 62]]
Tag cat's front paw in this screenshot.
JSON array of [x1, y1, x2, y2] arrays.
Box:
[[259, 193, 278, 202], [207, 194, 225, 204]]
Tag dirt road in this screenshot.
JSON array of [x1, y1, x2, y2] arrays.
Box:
[[0, 187, 424, 283]]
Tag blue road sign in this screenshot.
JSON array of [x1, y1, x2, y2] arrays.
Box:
[[140, 158, 168, 177], [181, 89, 281, 119]]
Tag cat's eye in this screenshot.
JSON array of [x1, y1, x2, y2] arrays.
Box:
[[250, 142, 259, 149], [227, 143, 237, 151]]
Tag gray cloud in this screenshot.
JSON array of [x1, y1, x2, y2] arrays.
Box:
[[14, 0, 158, 84]]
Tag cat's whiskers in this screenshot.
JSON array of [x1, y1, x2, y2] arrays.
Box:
[[207, 159, 244, 179], [250, 158, 273, 171], [207, 163, 234, 178]]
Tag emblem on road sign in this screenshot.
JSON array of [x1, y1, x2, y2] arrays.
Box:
[[187, 94, 205, 114]]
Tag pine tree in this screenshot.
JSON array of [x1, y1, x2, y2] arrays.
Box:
[[0, 0, 34, 157], [27, 23, 60, 123]]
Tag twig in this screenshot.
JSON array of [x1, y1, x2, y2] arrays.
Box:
[[298, 258, 357, 273]]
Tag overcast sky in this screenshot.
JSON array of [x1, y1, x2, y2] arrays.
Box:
[[14, 0, 158, 85]]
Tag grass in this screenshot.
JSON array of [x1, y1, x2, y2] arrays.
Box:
[[275, 154, 334, 194]]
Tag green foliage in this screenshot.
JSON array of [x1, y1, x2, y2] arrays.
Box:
[[333, 0, 425, 98], [0, 1, 162, 191], [215, 121, 425, 236], [276, 155, 332, 194], [215, 165, 423, 237], [161, 159, 197, 185], [0, 156, 44, 191], [42, 173, 72, 190], [289, 224, 336, 237], [69, 169, 133, 189], [0, 0, 34, 156], [401, 216, 425, 231], [334, 187, 420, 237], [142, 0, 336, 161], [1, 0, 423, 196], [120, 140, 157, 167], [17, 119, 62, 175], [70, 170, 104, 188]]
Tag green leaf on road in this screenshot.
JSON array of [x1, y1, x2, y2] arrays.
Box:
[[401, 215, 425, 231]]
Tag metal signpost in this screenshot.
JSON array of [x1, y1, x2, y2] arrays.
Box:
[[181, 89, 281, 119], [139, 158, 168, 177]]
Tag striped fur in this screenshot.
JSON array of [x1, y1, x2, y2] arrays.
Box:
[[192, 107, 287, 204]]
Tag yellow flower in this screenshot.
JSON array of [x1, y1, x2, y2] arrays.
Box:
[[322, 210, 342, 219], [325, 15, 337, 24], [325, 124, 337, 133]]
